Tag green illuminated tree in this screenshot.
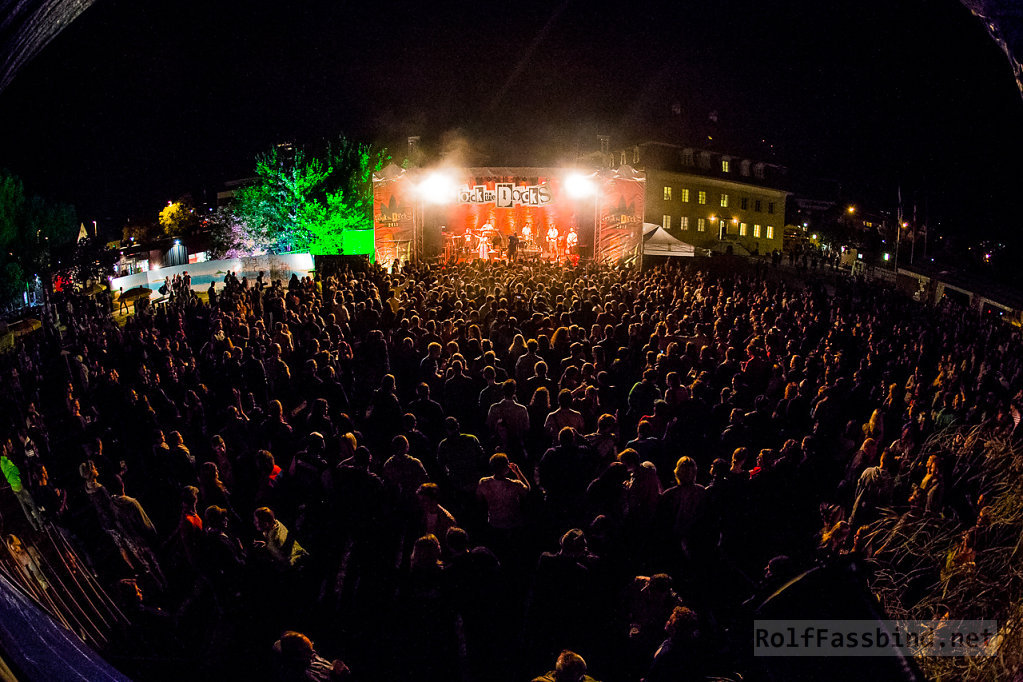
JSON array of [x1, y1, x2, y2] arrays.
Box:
[[233, 146, 330, 253], [224, 137, 389, 256]]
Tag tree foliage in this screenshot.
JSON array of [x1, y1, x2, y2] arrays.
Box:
[[215, 137, 388, 257], [158, 198, 198, 237], [122, 221, 159, 244], [0, 168, 78, 307]]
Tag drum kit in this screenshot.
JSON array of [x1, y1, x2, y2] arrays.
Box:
[[444, 224, 504, 261]]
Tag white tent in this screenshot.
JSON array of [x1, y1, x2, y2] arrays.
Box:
[[642, 223, 695, 257]]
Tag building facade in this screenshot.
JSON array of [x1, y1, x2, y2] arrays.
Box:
[[610, 142, 788, 254]]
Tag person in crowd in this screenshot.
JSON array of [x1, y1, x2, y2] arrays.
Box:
[[272, 630, 351, 682], [532, 649, 600, 682], [253, 506, 308, 571], [476, 453, 530, 541], [2, 255, 1016, 682]]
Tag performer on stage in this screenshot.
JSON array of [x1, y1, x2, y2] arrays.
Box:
[[564, 229, 581, 253], [507, 232, 520, 262], [566, 228, 578, 261], [546, 225, 560, 260]]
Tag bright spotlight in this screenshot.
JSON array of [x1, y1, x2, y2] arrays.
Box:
[[565, 173, 595, 198], [419, 172, 456, 204]]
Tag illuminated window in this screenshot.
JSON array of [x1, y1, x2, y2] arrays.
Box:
[[722, 159, 730, 173], [720, 194, 729, 208], [754, 199, 762, 212], [663, 186, 672, 200], [766, 225, 774, 239], [680, 188, 689, 202], [698, 191, 707, 205], [662, 214, 671, 230], [739, 222, 748, 236], [740, 197, 748, 210], [680, 216, 689, 231], [753, 224, 762, 238], [698, 218, 706, 232], [768, 202, 775, 214]]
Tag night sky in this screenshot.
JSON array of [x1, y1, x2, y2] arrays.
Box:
[[0, 0, 1021, 243]]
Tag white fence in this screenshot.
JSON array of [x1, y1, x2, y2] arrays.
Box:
[[109, 253, 315, 294]]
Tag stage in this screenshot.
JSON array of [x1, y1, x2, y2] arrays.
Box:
[[372, 164, 644, 266]]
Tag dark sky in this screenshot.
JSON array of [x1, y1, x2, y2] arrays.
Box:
[[0, 0, 1021, 241]]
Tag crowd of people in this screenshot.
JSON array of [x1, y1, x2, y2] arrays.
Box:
[[1, 256, 1021, 681]]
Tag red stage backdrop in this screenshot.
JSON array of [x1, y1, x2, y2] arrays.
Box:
[[440, 168, 580, 246], [596, 166, 645, 264], [373, 165, 645, 264], [372, 165, 415, 264]]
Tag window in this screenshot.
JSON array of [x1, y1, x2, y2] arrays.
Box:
[[620, 152, 627, 165], [754, 199, 762, 212], [722, 159, 731, 173], [680, 188, 689, 202], [662, 214, 671, 230], [699, 152, 711, 169], [754, 163, 765, 179], [682, 149, 694, 166], [698, 218, 706, 232], [766, 225, 774, 239], [740, 160, 751, 177], [720, 193, 729, 208], [739, 222, 748, 236], [698, 191, 707, 205], [680, 216, 689, 231], [768, 202, 775, 214], [740, 197, 748, 210], [633, 146, 640, 164], [753, 224, 762, 238], [663, 186, 672, 201]]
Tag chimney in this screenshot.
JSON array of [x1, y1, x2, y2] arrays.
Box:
[[407, 136, 421, 167]]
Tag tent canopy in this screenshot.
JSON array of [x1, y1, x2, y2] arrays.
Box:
[[642, 224, 695, 257]]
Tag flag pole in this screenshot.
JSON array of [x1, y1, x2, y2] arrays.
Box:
[[894, 186, 901, 280]]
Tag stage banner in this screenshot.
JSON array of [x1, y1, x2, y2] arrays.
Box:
[[596, 166, 644, 265], [372, 164, 415, 264], [436, 168, 583, 260]]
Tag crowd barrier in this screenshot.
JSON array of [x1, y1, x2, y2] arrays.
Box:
[[109, 253, 315, 294]]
